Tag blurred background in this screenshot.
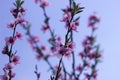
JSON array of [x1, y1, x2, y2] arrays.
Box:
[[0, 0, 120, 80]]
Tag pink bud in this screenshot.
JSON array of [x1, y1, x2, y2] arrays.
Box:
[[5, 63, 13, 70], [12, 55, 20, 65]]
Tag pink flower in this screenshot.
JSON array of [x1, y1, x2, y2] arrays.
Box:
[[28, 36, 40, 44], [33, 36, 40, 42], [84, 73, 90, 79], [15, 32, 22, 39], [41, 25, 50, 33], [84, 62, 90, 68], [8, 72, 16, 79], [58, 43, 71, 55], [82, 39, 88, 47], [40, 0, 49, 7], [10, 8, 17, 14], [79, 52, 85, 59], [85, 44, 92, 51], [34, 0, 39, 4], [82, 36, 94, 47], [65, 53, 71, 58], [88, 52, 96, 60], [88, 14, 100, 31], [50, 46, 57, 53], [20, 7, 26, 15], [67, 42, 75, 51], [7, 21, 15, 29], [58, 46, 67, 55], [88, 15, 99, 26], [70, 23, 78, 31], [16, 17, 28, 26], [41, 45, 46, 51], [75, 20, 79, 26], [10, 8, 18, 17], [2, 45, 8, 55], [97, 53, 102, 58], [62, 6, 72, 13], [36, 54, 43, 60], [93, 72, 97, 79], [86, 36, 94, 42], [11, 55, 20, 65], [76, 65, 82, 72], [34, 0, 50, 7], [5, 37, 16, 45], [27, 36, 40, 51], [5, 63, 13, 70], [0, 73, 9, 80], [56, 36, 62, 43], [61, 12, 71, 22], [2, 49, 7, 55], [27, 38, 34, 49]]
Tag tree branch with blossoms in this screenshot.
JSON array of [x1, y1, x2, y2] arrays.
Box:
[[0, 0, 27, 80], [1, 0, 102, 80]]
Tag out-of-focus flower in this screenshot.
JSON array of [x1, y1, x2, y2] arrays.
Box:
[[20, 7, 26, 15], [11, 55, 20, 65], [56, 36, 62, 43], [79, 52, 85, 59], [10, 8, 18, 18], [58, 46, 69, 55], [88, 14, 100, 31], [61, 12, 71, 22], [36, 54, 43, 60], [2, 45, 9, 55], [8, 72, 16, 79], [84, 73, 90, 79], [15, 16, 28, 26], [40, 0, 49, 7], [34, 0, 50, 7], [76, 65, 82, 72], [88, 52, 96, 60], [50, 46, 57, 53], [5, 37, 16, 45], [62, 6, 72, 13], [67, 42, 75, 51], [7, 21, 15, 29], [0, 72, 9, 80], [75, 20, 79, 26], [41, 45, 46, 51], [34, 0, 39, 4], [41, 25, 50, 33], [70, 23, 78, 31], [15, 32, 22, 39], [93, 72, 97, 80], [5, 63, 13, 70], [85, 44, 92, 51]]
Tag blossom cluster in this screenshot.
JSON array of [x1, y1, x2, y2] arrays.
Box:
[[61, 6, 79, 32]]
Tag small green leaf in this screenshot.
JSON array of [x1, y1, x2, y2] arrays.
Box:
[[50, 76, 54, 80], [72, 2, 84, 15], [73, 2, 76, 9], [73, 17, 80, 22], [20, 1, 24, 6], [75, 10, 83, 14], [13, 3, 17, 7]]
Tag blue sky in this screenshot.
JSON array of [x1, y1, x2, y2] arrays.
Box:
[[1, 0, 120, 80]]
